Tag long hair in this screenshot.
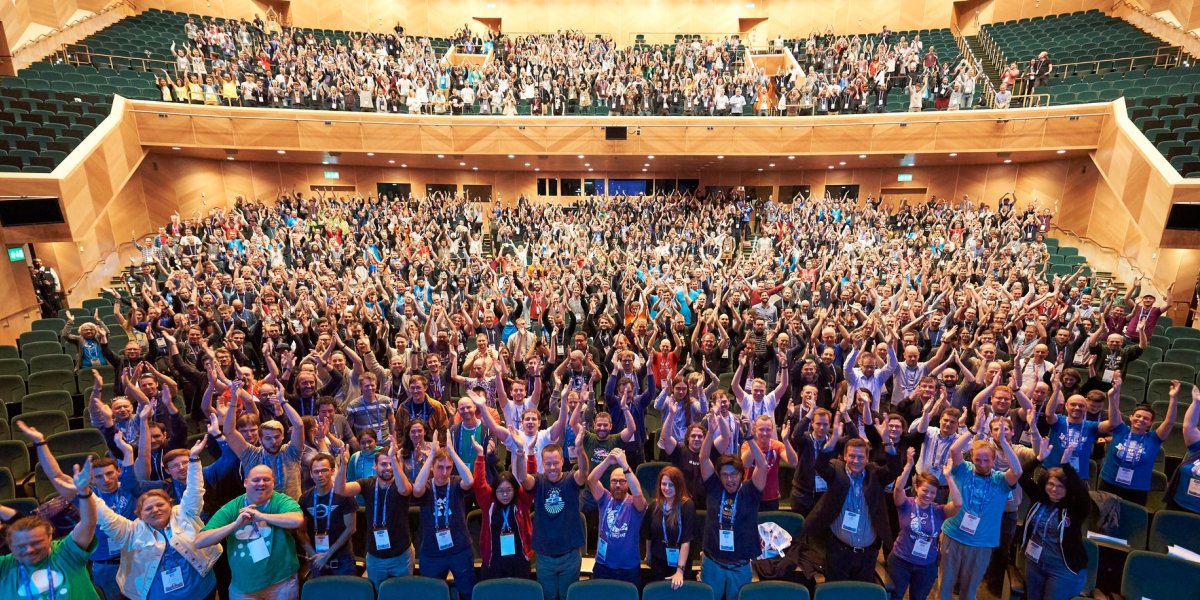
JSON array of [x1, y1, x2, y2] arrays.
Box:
[[655, 465, 690, 528], [492, 470, 521, 507]]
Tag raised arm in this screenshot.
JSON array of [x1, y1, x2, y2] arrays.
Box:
[[1156, 380, 1179, 441], [894, 447, 916, 507]]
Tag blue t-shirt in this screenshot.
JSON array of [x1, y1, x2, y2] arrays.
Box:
[[1100, 423, 1164, 491], [94, 466, 163, 561], [892, 498, 948, 566], [531, 473, 584, 555], [1044, 419, 1100, 481], [942, 461, 1013, 548], [418, 478, 472, 558], [596, 490, 646, 570], [147, 530, 217, 600], [1171, 441, 1200, 513]]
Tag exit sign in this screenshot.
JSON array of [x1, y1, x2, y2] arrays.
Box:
[[324, 171, 340, 180], [897, 174, 913, 182], [7, 247, 25, 262]]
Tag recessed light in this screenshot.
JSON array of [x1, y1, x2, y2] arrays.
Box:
[[828, 165, 835, 169], [388, 160, 395, 164], [276, 150, 286, 154], [787, 156, 795, 160], [367, 152, 375, 157], [584, 163, 591, 167], [534, 168, 540, 171], [858, 154, 866, 159], [321, 160, 328, 165], [587, 168, 594, 172], [437, 154, 445, 158], [172, 147, 181, 150], [757, 168, 763, 171], [642, 168, 647, 172], [472, 167, 478, 171], [1003, 159, 1013, 163], [508, 154, 515, 159], [647, 155, 655, 159], [524, 162, 531, 167], [578, 154, 585, 159], [459, 162, 466, 166], [839, 161, 846, 166], [1056, 149, 1066, 154], [768, 163, 775, 167], [643, 163, 650, 167], [226, 156, 234, 160], [717, 155, 724, 159], [949, 153, 958, 157], [400, 163, 407, 168]]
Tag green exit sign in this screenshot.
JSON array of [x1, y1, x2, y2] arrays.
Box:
[[897, 173, 913, 182], [324, 171, 340, 180], [7, 247, 25, 262]]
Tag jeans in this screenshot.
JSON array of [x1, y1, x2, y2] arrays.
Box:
[[1024, 546, 1086, 600], [90, 560, 121, 600], [366, 546, 413, 588], [229, 574, 299, 600], [825, 536, 881, 582], [536, 550, 581, 600], [887, 553, 938, 600], [939, 537, 992, 600], [700, 555, 751, 600], [592, 562, 642, 588], [312, 549, 358, 577], [420, 547, 477, 600]]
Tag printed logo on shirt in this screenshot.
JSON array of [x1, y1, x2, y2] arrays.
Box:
[[544, 487, 565, 515], [16, 568, 67, 598], [604, 504, 629, 539]]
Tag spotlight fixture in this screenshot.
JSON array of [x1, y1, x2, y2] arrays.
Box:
[[277, 150, 286, 155], [172, 147, 181, 150], [388, 160, 395, 164], [1003, 159, 1013, 164], [647, 155, 655, 159], [508, 154, 515, 158], [787, 156, 795, 160], [949, 153, 958, 157], [578, 154, 585, 159], [437, 154, 445, 158], [768, 163, 775, 167], [1056, 150, 1066, 154], [400, 163, 407, 168], [717, 155, 724, 159], [839, 161, 846, 166], [828, 165, 835, 169], [367, 152, 375, 156], [858, 154, 866, 158]]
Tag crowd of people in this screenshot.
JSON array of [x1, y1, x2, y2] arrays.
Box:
[[2, 186, 1197, 600], [152, 17, 1016, 115]]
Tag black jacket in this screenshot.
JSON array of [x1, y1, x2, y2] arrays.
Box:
[[801, 449, 896, 551], [1018, 459, 1090, 574]]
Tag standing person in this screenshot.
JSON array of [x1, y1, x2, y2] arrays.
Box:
[[1043, 372, 1119, 485], [223, 380, 306, 499], [194, 465, 305, 600], [474, 439, 533, 580], [939, 421, 1023, 600], [1099, 381, 1178, 504], [334, 437, 413, 586], [1019, 439, 1091, 600], [644, 465, 696, 588], [412, 432, 476, 600], [887, 448, 962, 600], [299, 453, 358, 577], [519, 435, 589, 600], [740, 415, 796, 511], [95, 438, 222, 600], [0, 457, 98, 598], [786, 396, 836, 515], [586, 448, 648, 587], [698, 412, 769, 600], [1166, 385, 1200, 513], [659, 401, 713, 508]]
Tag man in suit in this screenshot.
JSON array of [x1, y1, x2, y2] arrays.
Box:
[[1032, 52, 1053, 92]]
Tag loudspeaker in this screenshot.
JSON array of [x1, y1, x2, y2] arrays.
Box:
[[605, 126, 628, 141], [0, 197, 65, 227]]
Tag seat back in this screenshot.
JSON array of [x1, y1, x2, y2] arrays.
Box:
[[46, 429, 108, 456], [643, 582, 714, 600], [1121, 550, 1200, 600], [566, 579, 640, 600], [21, 391, 74, 415], [738, 581, 811, 600], [28, 354, 74, 373], [758, 510, 805, 536], [378, 576, 451, 600], [0, 359, 29, 379], [813, 581, 888, 600], [474, 578, 544, 600], [26, 370, 77, 396], [0, 440, 31, 480], [0, 375, 24, 404], [299, 575, 375, 600], [19, 341, 62, 360], [1148, 509, 1200, 553], [11, 410, 70, 444]]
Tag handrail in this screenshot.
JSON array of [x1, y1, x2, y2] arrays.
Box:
[[952, 25, 997, 110], [1048, 223, 1162, 297], [1114, 0, 1200, 45], [1048, 47, 1182, 78], [11, 0, 135, 56], [60, 44, 181, 77], [1005, 93, 1052, 108]]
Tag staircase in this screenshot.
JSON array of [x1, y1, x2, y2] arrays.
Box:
[[965, 35, 1003, 88], [481, 232, 495, 259]]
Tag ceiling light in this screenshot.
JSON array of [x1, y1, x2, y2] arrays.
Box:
[[757, 168, 763, 171], [828, 165, 835, 169], [587, 168, 594, 172], [276, 150, 286, 154], [401, 163, 407, 168], [172, 147, 181, 150], [643, 163, 650, 167], [647, 155, 655, 159], [717, 155, 724, 159], [321, 160, 328, 165], [437, 154, 445, 158], [584, 163, 591, 167], [226, 156, 234, 160], [1056, 149, 1066, 154], [508, 154, 515, 159], [949, 153, 958, 157], [787, 156, 795, 160], [858, 154, 866, 159], [578, 154, 585, 159], [388, 160, 395, 164], [1003, 159, 1013, 163], [524, 162, 531, 167], [642, 168, 647, 172], [472, 167, 478, 171], [534, 168, 541, 171], [839, 161, 846, 166], [367, 152, 375, 157], [459, 161, 466, 166]]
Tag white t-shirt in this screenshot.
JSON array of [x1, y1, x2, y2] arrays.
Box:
[[504, 428, 557, 473]]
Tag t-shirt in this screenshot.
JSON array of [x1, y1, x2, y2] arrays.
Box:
[[0, 537, 99, 600], [942, 461, 1013, 548], [201, 492, 300, 593], [1171, 442, 1200, 513], [596, 490, 646, 570], [645, 499, 696, 563], [1100, 423, 1164, 491], [531, 473, 584, 555], [358, 477, 412, 558], [300, 487, 358, 558], [345, 396, 395, 444], [740, 440, 785, 501], [667, 445, 706, 510], [418, 478, 472, 558], [1044, 419, 1100, 481], [240, 443, 303, 499], [94, 466, 161, 560], [147, 529, 216, 600], [503, 428, 556, 473], [702, 473, 762, 563], [892, 499, 948, 566], [583, 432, 624, 487]]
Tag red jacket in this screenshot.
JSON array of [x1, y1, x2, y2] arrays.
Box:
[[473, 455, 534, 566]]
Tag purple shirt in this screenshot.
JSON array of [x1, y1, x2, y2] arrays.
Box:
[[892, 498, 948, 566], [1124, 305, 1161, 338], [597, 490, 646, 570]]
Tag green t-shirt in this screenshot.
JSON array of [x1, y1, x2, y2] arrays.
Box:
[[202, 492, 301, 593], [583, 431, 624, 487], [0, 536, 99, 600]]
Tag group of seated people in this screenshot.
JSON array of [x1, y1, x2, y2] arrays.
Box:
[[2, 187, 1197, 600], [152, 16, 1006, 116]]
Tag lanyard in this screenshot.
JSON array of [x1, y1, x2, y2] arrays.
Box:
[[499, 505, 513, 532], [303, 395, 316, 416], [661, 503, 682, 546], [846, 469, 865, 513], [434, 482, 452, 530], [719, 489, 738, 529], [373, 481, 389, 528], [314, 489, 333, 534], [20, 564, 54, 600], [914, 503, 935, 538]]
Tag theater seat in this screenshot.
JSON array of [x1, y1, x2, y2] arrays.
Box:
[[300, 575, 374, 600], [739, 581, 811, 600], [1120, 550, 1200, 599], [378, 576, 450, 600]]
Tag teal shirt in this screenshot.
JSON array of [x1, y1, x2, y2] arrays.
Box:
[[0, 536, 100, 600], [202, 492, 301, 593]]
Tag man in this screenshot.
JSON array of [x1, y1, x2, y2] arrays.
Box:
[[698, 412, 769, 600], [914, 404, 961, 500], [196, 465, 305, 599], [786, 393, 836, 515], [152, 414, 241, 518], [581, 404, 638, 507], [476, 385, 573, 473], [449, 393, 492, 477], [299, 453, 357, 577], [519, 436, 589, 600], [397, 374, 451, 434], [413, 433, 476, 599], [659, 399, 716, 509], [803, 437, 896, 582], [585, 448, 647, 586], [1044, 372, 1121, 483], [606, 376, 657, 468], [844, 333, 899, 411], [344, 372, 396, 445], [0, 456, 97, 598], [732, 351, 789, 422], [335, 439, 413, 586], [224, 380, 306, 498]]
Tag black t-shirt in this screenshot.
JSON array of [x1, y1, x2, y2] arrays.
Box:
[[417, 478, 473, 558], [644, 498, 697, 563], [488, 502, 526, 561], [667, 445, 710, 510], [358, 477, 412, 558], [300, 486, 358, 557], [531, 473, 584, 555]]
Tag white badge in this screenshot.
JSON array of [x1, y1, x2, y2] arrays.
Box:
[[1116, 467, 1134, 485], [960, 512, 981, 535], [596, 538, 608, 561], [1188, 475, 1200, 498], [814, 475, 828, 492], [666, 547, 680, 565], [373, 528, 392, 550], [842, 510, 861, 533], [246, 534, 270, 563], [912, 537, 932, 559], [161, 566, 185, 592], [722, 347, 730, 359], [556, 345, 566, 355], [1102, 369, 1115, 383], [719, 529, 735, 552], [1026, 541, 1043, 563], [500, 532, 516, 556], [315, 534, 330, 553], [567, 445, 577, 460], [436, 528, 454, 550]]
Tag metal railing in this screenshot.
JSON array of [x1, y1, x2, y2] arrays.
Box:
[[952, 20, 998, 112], [1047, 46, 1183, 78], [11, 0, 135, 57], [1114, 0, 1200, 48], [1002, 93, 1052, 108], [60, 43, 181, 76]]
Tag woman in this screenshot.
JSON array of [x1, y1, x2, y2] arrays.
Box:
[[1099, 383, 1178, 504], [1019, 439, 1091, 600], [1166, 384, 1200, 513], [643, 465, 696, 588], [472, 439, 532, 579], [888, 447, 961, 600], [95, 438, 221, 599], [399, 418, 431, 482]]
